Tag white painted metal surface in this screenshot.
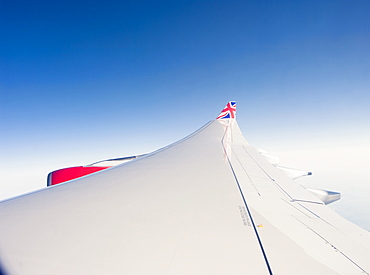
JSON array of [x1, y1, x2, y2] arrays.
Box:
[[275, 165, 312, 179], [0, 105, 369, 274], [306, 188, 341, 204]]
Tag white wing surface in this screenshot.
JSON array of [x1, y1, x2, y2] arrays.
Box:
[[0, 102, 369, 274]]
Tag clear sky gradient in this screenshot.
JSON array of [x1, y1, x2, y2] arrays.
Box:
[[1, 0, 370, 229]]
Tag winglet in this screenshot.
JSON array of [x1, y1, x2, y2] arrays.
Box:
[[216, 101, 236, 119]]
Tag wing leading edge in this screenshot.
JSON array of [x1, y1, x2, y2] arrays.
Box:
[[0, 102, 369, 274]]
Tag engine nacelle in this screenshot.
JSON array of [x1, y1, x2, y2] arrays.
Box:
[[47, 166, 109, 186], [47, 155, 144, 186]]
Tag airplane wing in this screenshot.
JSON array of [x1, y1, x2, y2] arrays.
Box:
[[0, 102, 369, 274]]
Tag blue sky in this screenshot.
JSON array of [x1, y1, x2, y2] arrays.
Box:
[[1, 0, 370, 229]]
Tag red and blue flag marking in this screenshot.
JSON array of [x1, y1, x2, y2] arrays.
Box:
[[216, 101, 236, 119]]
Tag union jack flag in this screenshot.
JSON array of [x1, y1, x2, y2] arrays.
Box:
[[216, 101, 236, 119]]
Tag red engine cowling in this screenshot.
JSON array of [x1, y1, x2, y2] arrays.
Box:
[[47, 155, 144, 186], [47, 166, 109, 186]]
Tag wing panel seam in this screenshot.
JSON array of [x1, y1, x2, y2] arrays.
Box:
[[294, 217, 369, 274], [227, 158, 273, 275], [221, 123, 273, 275]]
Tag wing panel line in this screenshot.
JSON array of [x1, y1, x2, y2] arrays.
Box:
[[241, 146, 324, 205], [294, 217, 370, 275], [227, 158, 273, 275], [221, 122, 273, 275]]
